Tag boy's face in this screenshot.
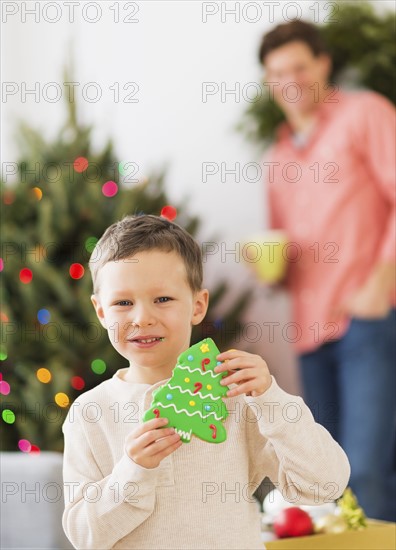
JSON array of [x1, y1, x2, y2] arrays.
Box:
[[91, 249, 209, 384], [264, 40, 331, 118]]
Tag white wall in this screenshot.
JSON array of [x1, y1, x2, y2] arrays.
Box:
[[2, 1, 394, 391]]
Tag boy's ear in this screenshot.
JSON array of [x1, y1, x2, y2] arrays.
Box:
[[191, 288, 209, 326], [91, 294, 107, 328]]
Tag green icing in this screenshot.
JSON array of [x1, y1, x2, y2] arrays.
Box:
[[143, 338, 229, 443]]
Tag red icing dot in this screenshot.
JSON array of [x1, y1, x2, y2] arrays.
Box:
[[153, 409, 160, 418], [160, 205, 177, 221]]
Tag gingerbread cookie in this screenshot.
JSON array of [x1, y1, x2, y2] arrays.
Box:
[[143, 338, 229, 443]]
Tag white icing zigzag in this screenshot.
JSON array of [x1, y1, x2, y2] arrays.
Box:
[[176, 364, 221, 380], [154, 401, 225, 421], [167, 383, 222, 401]]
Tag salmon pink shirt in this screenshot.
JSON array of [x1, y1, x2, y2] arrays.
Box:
[[266, 91, 396, 354]]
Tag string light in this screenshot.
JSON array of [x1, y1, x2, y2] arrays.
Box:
[[91, 359, 106, 375], [37, 309, 51, 324], [0, 346, 7, 360], [69, 263, 85, 279], [161, 205, 177, 221], [19, 268, 33, 284], [102, 181, 118, 197], [18, 439, 32, 453], [85, 237, 98, 253], [0, 381, 10, 395], [32, 187, 43, 200], [71, 376, 85, 390], [73, 157, 89, 173], [37, 368, 52, 384], [2, 409, 15, 424], [55, 392, 70, 408]]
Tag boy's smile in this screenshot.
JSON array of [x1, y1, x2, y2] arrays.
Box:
[[91, 249, 208, 384]]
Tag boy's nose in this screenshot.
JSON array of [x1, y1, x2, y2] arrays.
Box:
[[130, 305, 156, 328]]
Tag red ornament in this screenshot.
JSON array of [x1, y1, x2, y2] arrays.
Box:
[[69, 263, 85, 279], [30, 445, 40, 454], [19, 268, 33, 284], [160, 205, 177, 221], [73, 157, 89, 173], [273, 507, 314, 538]]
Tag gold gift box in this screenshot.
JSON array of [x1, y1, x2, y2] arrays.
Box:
[[265, 520, 396, 550]]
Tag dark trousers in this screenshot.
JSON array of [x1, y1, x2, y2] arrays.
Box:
[[299, 310, 396, 521]]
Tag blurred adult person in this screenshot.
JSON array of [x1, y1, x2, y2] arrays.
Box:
[[259, 20, 395, 521]]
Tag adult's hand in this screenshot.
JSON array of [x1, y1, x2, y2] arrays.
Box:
[[337, 262, 395, 320]]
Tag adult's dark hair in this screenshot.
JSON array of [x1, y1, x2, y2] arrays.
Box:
[[259, 20, 329, 64]]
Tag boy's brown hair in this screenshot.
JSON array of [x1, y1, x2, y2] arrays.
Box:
[[89, 215, 203, 294], [259, 20, 329, 64]]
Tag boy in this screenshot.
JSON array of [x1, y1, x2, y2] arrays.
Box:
[[62, 215, 350, 549]]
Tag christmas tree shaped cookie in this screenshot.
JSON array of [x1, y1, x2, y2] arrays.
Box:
[[143, 338, 229, 443]]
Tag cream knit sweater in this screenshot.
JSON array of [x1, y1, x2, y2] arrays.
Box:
[[62, 370, 350, 549]]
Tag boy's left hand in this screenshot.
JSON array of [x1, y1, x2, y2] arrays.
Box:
[[214, 349, 272, 398]]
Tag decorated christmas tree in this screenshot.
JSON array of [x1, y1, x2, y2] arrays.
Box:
[[0, 91, 250, 453], [143, 338, 229, 443]]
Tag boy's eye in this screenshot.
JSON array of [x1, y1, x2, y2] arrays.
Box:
[[156, 297, 172, 303], [115, 300, 132, 306]]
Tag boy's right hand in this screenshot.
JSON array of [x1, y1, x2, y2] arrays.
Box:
[[125, 417, 182, 469]]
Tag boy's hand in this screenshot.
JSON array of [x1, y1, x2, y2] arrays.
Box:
[[125, 417, 182, 469], [214, 349, 272, 398]]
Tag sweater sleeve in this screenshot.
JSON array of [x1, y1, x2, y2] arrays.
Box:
[[62, 408, 159, 549], [245, 377, 350, 505]]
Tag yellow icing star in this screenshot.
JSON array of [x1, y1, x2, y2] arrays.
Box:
[[189, 400, 195, 406], [200, 343, 210, 353], [184, 377, 190, 383], [206, 384, 212, 390]]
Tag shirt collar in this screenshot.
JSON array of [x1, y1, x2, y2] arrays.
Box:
[[276, 88, 345, 144]]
